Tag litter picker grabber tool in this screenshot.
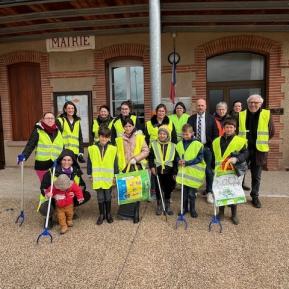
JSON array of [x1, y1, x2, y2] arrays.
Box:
[[176, 165, 188, 230], [156, 173, 168, 222], [36, 164, 56, 244], [208, 195, 222, 233], [15, 161, 25, 226]]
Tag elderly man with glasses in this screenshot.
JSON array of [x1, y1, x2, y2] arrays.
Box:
[[238, 94, 275, 208]]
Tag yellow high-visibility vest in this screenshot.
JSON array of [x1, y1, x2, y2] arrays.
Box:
[[169, 113, 190, 142], [113, 115, 137, 137], [176, 140, 206, 189], [115, 132, 147, 171], [213, 135, 247, 175], [146, 120, 173, 145], [58, 117, 80, 155], [239, 109, 270, 152], [92, 119, 113, 142], [35, 130, 63, 162], [88, 144, 117, 189], [151, 140, 176, 171]]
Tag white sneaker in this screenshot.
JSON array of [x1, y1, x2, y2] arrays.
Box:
[[206, 192, 214, 204]]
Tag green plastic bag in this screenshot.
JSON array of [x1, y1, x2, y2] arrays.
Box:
[[115, 165, 151, 205]]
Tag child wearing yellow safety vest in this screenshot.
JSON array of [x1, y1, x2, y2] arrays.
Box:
[[175, 124, 206, 218], [87, 127, 118, 225], [212, 118, 249, 225], [149, 126, 178, 216], [56, 101, 85, 163], [115, 117, 149, 223]]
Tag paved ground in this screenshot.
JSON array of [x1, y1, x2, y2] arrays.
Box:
[[0, 168, 289, 289]]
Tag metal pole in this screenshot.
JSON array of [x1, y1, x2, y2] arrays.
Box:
[[149, 0, 161, 110]]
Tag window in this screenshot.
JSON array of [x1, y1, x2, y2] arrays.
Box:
[[109, 60, 144, 125], [207, 52, 265, 113]]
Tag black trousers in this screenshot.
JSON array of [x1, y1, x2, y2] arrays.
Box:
[[155, 173, 175, 201], [96, 188, 112, 203], [250, 159, 263, 198]]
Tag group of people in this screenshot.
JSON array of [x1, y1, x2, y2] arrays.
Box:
[[17, 94, 274, 234]]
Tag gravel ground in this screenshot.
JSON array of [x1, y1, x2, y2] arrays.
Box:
[[0, 168, 289, 289]]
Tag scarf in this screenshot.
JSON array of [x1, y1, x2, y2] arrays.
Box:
[[41, 121, 58, 134]]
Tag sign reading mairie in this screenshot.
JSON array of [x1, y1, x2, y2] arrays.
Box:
[[46, 36, 95, 52]]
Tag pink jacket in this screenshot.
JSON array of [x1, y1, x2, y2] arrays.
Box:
[[121, 130, 149, 164]]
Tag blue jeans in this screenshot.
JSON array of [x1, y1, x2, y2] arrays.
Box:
[[203, 146, 214, 193]]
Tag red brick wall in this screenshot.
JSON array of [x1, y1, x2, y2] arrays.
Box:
[[194, 35, 284, 170], [0, 50, 52, 141], [94, 43, 151, 120]]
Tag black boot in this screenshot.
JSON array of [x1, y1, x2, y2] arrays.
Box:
[[156, 200, 162, 215], [165, 199, 173, 215], [105, 201, 114, 223], [189, 198, 198, 218], [231, 205, 239, 225], [133, 202, 140, 224], [252, 196, 261, 208], [218, 206, 225, 221], [96, 202, 105, 225]]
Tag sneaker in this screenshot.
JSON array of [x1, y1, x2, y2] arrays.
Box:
[[206, 192, 214, 204]]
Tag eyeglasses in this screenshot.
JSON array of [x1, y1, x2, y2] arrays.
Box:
[[44, 117, 55, 120], [248, 102, 261, 105]]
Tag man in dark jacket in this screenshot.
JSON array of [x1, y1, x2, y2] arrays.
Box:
[[187, 98, 219, 204], [238, 94, 275, 208]]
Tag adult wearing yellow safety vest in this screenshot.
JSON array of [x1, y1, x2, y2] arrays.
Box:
[[238, 94, 275, 209], [40, 149, 91, 228], [169, 101, 190, 142], [91, 105, 114, 143], [56, 101, 85, 163], [115, 118, 149, 223], [17, 112, 64, 182], [111, 100, 142, 144], [145, 103, 177, 146], [213, 118, 249, 225]]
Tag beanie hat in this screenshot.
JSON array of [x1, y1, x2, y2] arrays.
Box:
[[158, 125, 170, 142], [158, 125, 169, 136], [54, 174, 73, 191]]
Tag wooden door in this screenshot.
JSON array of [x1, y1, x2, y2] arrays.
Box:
[[0, 99, 5, 169], [8, 62, 43, 140]]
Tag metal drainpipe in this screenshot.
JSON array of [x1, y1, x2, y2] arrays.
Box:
[[149, 0, 161, 111]]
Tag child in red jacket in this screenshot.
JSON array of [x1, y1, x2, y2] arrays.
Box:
[[46, 174, 84, 234]]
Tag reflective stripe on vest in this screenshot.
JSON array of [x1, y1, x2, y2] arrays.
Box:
[[92, 119, 113, 142], [115, 132, 147, 171], [35, 130, 63, 161], [151, 140, 176, 171], [114, 115, 137, 137], [59, 117, 80, 155], [212, 135, 247, 175], [169, 113, 189, 141], [176, 140, 206, 189], [146, 120, 173, 145], [238, 109, 270, 152], [88, 144, 117, 189]]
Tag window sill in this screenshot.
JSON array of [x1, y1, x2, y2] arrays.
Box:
[[6, 141, 27, 147]]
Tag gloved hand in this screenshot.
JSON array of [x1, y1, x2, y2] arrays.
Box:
[[17, 154, 25, 165], [78, 154, 86, 163], [129, 158, 137, 165]]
